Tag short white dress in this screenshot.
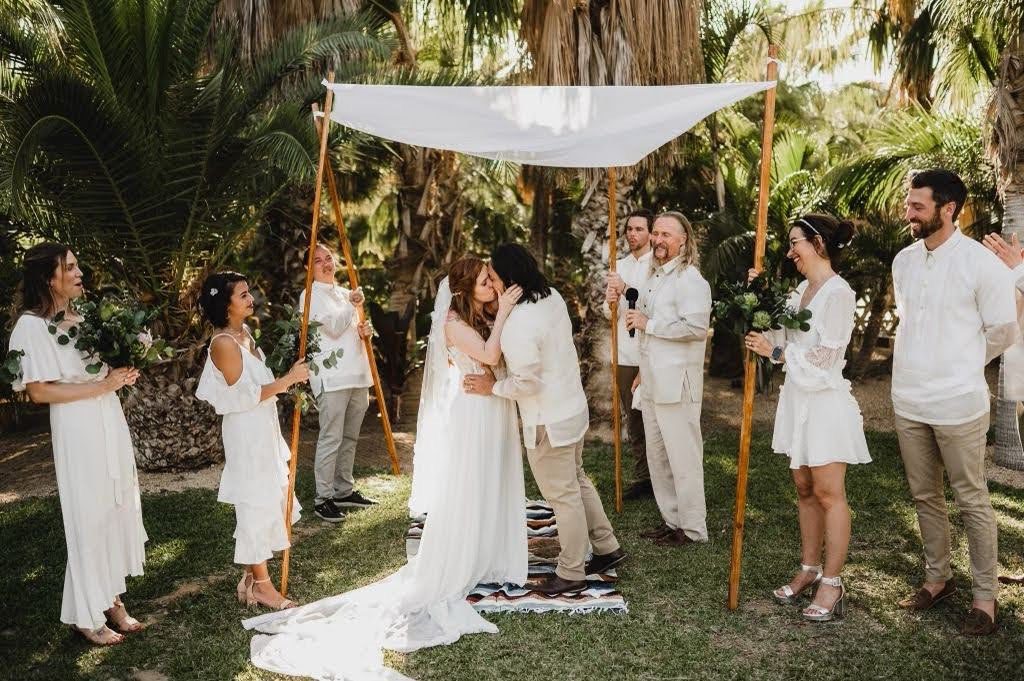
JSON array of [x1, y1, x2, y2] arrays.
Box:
[[195, 332, 300, 564], [8, 314, 148, 630], [765, 276, 872, 469]]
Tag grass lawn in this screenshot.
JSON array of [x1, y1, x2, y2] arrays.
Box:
[[2, 428, 1023, 680]]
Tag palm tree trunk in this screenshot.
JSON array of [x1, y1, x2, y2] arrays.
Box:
[[851, 277, 892, 379]]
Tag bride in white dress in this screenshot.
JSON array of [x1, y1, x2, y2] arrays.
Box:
[[242, 256, 528, 680], [745, 213, 871, 624]]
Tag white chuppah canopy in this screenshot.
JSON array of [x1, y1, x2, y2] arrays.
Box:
[[324, 82, 775, 168]]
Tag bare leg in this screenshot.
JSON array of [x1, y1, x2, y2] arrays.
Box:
[[784, 467, 825, 594], [806, 462, 850, 611]]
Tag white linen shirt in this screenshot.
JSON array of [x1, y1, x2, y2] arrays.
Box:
[[492, 289, 590, 449], [299, 281, 373, 395], [602, 249, 652, 367], [891, 229, 1018, 425]]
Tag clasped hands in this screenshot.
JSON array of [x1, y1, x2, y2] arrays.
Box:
[[604, 272, 648, 332], [347, 287, 374, 339]]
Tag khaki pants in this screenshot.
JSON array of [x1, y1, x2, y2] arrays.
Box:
[[313, 387, 369, 505], [641, 399, 708, 541], [526, 426, 620, 581], [895, 413, 998, 600], [615, 364, 648, 483]]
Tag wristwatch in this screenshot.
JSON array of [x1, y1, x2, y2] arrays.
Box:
[[770, 345, 784, 363]]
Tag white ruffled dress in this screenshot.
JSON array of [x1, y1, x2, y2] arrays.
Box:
[[195, 333, 300, 564], [765, 277, 872, 469], [8, 314, 148, 630]]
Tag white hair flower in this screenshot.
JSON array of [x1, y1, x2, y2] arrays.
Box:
[[209, 287, 219, 296]]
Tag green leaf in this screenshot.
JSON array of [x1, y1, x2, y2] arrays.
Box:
[[85, 363, 102, 374]]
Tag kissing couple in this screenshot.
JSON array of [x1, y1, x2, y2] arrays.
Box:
[[242, 243, 624, 681]]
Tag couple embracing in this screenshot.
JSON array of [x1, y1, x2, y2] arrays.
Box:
[[243, 244, 623, 681]]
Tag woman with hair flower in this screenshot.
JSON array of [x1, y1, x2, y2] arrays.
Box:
[[195, 271, 309, 611]]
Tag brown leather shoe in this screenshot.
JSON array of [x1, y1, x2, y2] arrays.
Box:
[[998, 574, 1024, 585], [641, 523, 674, 540], [533, 575, 587, 595], [961, 603, 999, 636], [654, 529, 695, 547], [897, 582, 957, 611], [585, 548, 627, 575]]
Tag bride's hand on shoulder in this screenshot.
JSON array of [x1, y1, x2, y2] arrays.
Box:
[[497, 285, 522, 317]]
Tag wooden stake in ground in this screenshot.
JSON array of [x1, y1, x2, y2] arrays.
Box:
[[607, 167, 623, 513], [281, 73, 336, 598], [312, 103, 401, 476], [727, 46, 779, 610]]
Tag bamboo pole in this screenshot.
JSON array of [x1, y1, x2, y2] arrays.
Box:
[[280, 73, 336, 597], [727, 47, 779, 610], [312, 103, 401, 476], [608, 167, 623, 513]]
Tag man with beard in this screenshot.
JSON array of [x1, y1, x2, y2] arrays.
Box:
[[891, 169, 1018, 636], [627, 211, 711, 547], [604, 209, 654, 500]]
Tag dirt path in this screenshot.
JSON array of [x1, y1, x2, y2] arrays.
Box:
[[3, 368, 1023, 502]]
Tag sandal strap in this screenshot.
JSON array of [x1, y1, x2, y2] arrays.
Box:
[[801, 564, 823, 574], [820, 575, 843, 587], [776, 585, 795, 598], [803, 604, 830, 615]]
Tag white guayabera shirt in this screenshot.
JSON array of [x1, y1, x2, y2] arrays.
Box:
[[298, 281, 372, 395], [891, 229, 1018, 425], [601, 249, 653, 367]]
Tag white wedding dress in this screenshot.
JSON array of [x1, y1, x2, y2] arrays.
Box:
[[242, 279, 527, 681]]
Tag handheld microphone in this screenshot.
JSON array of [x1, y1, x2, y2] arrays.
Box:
[[624, 287, 639, 338]]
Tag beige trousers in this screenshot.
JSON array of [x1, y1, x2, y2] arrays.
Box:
[[526, 426, 620, 581], [895, 413, 998, 600], [641, 399, 708, 541]]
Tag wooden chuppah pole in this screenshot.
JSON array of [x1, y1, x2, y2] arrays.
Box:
[[281, 74, 336, 597], [312, 103, 401, 476], [607, 167, 624, 513], [727, 46, 779, 610]]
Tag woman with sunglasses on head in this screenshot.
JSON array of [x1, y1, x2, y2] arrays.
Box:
[[7, 243, 148, 646], [744, 213, 871, 622]]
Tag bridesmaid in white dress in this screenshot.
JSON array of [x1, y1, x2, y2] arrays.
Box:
[[239, 257, 527, 681], [745, 214, 871, 623], [7, 243, 147, 646], [195, 272, 309, 611]]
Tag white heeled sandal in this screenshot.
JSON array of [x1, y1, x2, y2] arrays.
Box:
[[802, 576, 845, 622], [772, 564, 823, 605]]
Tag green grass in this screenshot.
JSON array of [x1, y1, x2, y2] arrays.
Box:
[[2, 429, 1023, 680]]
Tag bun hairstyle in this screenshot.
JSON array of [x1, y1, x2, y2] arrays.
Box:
[[793, 213, 856, 266], [198, 271, 248, 328]]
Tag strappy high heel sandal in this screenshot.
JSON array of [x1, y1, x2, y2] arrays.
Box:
[[802, 576, 845, 622], [237, 571, 256, 606], [772, 564, 823, 605], [250, 577, 297, 610]]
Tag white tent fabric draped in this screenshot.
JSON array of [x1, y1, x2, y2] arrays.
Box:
[[324, 82, 774, 168]]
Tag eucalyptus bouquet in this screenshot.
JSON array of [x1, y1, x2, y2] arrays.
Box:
[[1, 349, 24, 386], [257, 304, 341, 413], [48, 296, 174, 374], [713, 275, 812, 391]]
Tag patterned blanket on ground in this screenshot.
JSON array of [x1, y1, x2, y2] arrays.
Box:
[[407, 500, 628, 615]]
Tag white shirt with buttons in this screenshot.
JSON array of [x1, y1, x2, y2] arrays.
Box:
[[891, 229, 1018, 425]]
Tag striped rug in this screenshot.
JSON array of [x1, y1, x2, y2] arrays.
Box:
[[407, 501, 628, 615]]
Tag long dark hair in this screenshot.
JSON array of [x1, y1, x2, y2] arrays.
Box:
[[198, 271, 248, 328], [21, 241, 72, 317], [447, 257, 495, 339], [490, 243, 551, 304]]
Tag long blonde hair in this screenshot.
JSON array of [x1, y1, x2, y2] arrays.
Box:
[[657, 210, 699, 268]]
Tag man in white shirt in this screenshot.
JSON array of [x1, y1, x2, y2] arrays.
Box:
[[619, 211, 712, 547], [603, 209, 654, 500], [300, 244, 376, 523], [891, 169, 1017, 636], [464, 243, 624, 594]]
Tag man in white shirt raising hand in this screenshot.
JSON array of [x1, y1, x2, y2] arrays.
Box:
[[604, 209, 653, 500], [891, 169, 1017, 636]]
